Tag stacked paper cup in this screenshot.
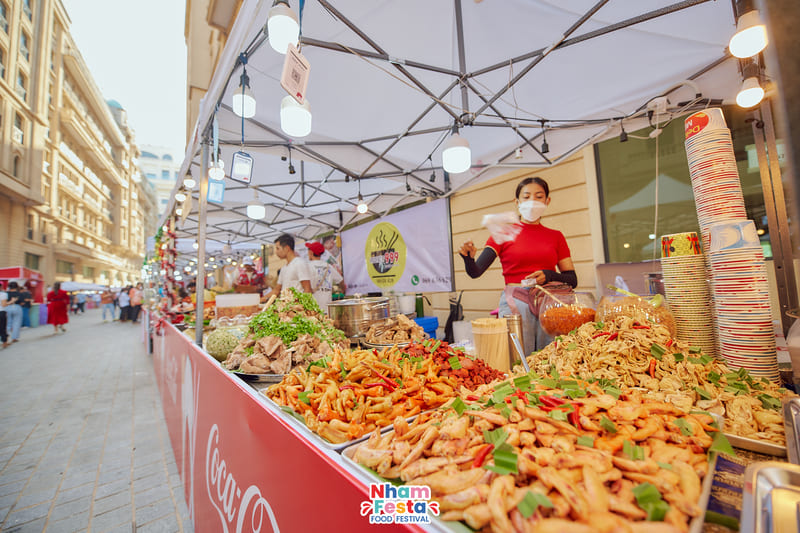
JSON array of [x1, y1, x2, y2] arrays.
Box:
[[660, 232, 716, 356], [683, 108, 778, 381], [707, 220, 778, 381]]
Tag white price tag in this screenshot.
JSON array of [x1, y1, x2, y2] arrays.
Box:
[[280, 43, 310, 104]]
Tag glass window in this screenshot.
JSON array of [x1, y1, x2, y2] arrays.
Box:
[[0, 48, 5, 79], [16, 72, 26, 101], [12, 155, 20, 177], [24, 252, 39, 270], [56, 260, 73, 274], [22, 0, 31, 21], [13, 113, 23, 143], [145, 173, 156, 180], [596, 106, 769, 262], [82, 266, 94, 278], [20, 32, 29, 61], [161, 169, 170, 179], [0, 2, 7, 33]]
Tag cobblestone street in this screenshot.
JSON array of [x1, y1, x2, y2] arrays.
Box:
[[0, 310, 192, 532]]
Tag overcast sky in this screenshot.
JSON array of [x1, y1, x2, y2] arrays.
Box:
[[62, 0, 187, 160]]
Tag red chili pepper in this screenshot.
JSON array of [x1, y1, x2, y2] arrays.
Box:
[[539, 395, 565, 407], [568, 405, 580, 426], [539, 405, 570, 412], [665, 339, 673, 348], [466, 395, 479, 401], [607, 332, 619, 341], [632, 325, 651, 330], [371, 369, 398, 391], [372, 349, 379, 356], [511, 389, 529, 405], [472, 444, 494, 468], [592, 332, 610, 339], [649, 359, 657, 379], [365, 382, 394, 390], [339, 385, 355, 391]]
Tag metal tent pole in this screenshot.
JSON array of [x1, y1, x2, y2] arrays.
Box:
[[195, 141, 209, 347]]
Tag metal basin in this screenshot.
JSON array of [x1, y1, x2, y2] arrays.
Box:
[[327, 297, 389, 339]]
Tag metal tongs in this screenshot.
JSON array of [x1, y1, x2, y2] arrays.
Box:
[[509, 333, 530, 372]]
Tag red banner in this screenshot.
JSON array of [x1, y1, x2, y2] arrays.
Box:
[[152, 322, 424, 532]]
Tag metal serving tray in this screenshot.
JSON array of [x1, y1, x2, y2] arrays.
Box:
[[230, 371, 285, 383], [784, 398, 800, 465], [741, 461, 800, 533], [340, 423, 718, 533], [725, 433, 787, 457]]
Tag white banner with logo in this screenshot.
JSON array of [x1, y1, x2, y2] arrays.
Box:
[[341, 199, 454, 293]]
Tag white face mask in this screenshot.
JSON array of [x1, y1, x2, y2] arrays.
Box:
[[518, 200, 547, 222]]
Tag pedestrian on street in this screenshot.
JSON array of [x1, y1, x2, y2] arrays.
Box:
[[118, 287, 131, 322], [4, 281, 24, 343], [100, 289, 115, 322], [0, 286, 9, 348], [76, 292, 87, 313], [19, 283, 33, 329], [46, 282, 70, 333], [130, 282, 143, 323]]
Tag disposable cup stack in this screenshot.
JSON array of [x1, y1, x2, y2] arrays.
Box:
[[471, 318, 509, 372], [660, 232, 716, 357], [683, 109, 778, 381]]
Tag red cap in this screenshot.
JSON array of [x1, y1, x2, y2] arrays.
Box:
[[305, 241, 325, 256]]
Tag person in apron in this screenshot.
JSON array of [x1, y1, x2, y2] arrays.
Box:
[[458, 177, 578, 356]]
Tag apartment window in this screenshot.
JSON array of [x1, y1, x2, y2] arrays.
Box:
[[0, 2, 7, 33], [20, 32, 29, 62], [0, 48, 5, 79], [12, 155, 20, 177], [161, 169, 170, 180], [40, 220, 47, 243], [12, 113, 23, 143], [16, 71, 26, 101], [56, 260, 73, 275], [101, 270, 109, 279], [82, 266, 94, 278], [26, 213, 33, 239], [596, 105, 772, 262], [22, 0, 31, 21], [24, 252, 39, 270]]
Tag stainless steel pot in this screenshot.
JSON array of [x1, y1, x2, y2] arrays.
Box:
[[327, 297, 390, 338]]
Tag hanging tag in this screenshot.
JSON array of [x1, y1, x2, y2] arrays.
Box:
[[280, 43, 310, 104], [207, 179, 225, 204]]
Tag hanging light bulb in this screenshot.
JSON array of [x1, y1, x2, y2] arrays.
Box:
[[247, 188, 266, 219], [729, 10, 767, 58], [441, 127, 471, 174], [736, 77, 764, 108], [175, 207, 183, 216], [222, 239, 232, 255], [175, 189, 187, 203], [356, 193, 368, 214], [232, 65, 256, 118], [280, 96, 312, 137], [208, 157, 225, 181], [192, 240, 199, 250], [267, 0, 299, 54], [183, 172, 196, 189]]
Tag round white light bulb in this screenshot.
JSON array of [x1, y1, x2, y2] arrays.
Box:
[[247, 200, 266, 220], [232, 83, 256, 118], [175, 191, 187, 203], [357, 202, 368, 214], [280, 95, 312, 137], [729, 11, 768, 58], [183, 176, 196, 189], [736, 77, 765, 108], [267, 2, 299, 54], [442, 133, 471, 174]]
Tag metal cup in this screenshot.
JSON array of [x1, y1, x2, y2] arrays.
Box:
[[503, 314, 525, 366]]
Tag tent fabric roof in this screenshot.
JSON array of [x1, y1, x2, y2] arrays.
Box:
[[168, 0, 740, 249]]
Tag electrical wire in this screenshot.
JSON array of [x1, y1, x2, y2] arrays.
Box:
[[652, 108, 660, 263]]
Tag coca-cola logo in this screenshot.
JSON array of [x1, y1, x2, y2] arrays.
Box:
[[205, 424, 280, 532]]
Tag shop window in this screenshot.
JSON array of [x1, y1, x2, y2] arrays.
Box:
[[20, 32, 29, 62], [24, 252, 39, 270], [596, 106, 771, 262], [82, 266, 94, 278], [0, 2, 7, 33], [56, 260, 73, 274]]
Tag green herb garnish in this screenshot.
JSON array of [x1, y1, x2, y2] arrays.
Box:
[[576, 435, 595, 448], [600, 415, 617, 433], [448, 356, 462, 370], [517, 491, 553, 519]]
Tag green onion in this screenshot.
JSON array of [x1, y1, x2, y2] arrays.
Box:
[[492, 382, 514, 404], [632, 483, 670, 521], [339, 362, 347, 380], [450, 397, 466, 416], [483, 428, 509, 447], [499, 405, 512, 418], [538, 378, 558, 389], [548, 410, 568, 422], [298, 391, 311, 405], [566, 342, 578, 351], [517, 491, 553, 519], [709, 431, 737, 457], [484, 447, 518, 475], [514, 375, 532, 391], [593, 322, 605, 330], [758, 394, 782, 411], [672, 418, 693, 436], [600, 415, 617, 433], [695, 387, 712, 400], [448, 356, 462, 370], [656, 462, 673, 471], [672, 353, 684, 362], [566, 388, 587, 399], [549, 366, 560, 379], [576, 435, 595, 448], [650, 343, 666, 359], [623, 440, 645, 461], [430, 340, 441, 353], [604, 386, 622, 399], [689, 346, 702, 354], [707, 371, 720, 383]]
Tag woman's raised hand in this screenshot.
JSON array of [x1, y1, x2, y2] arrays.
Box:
[[458, 240, 477, 258]]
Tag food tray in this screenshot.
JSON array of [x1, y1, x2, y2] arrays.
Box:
[[741, 461, 800, 533], [783, 398, 800, 465], [724, 432, 787, 457], [340, 424, 719, 533], [259, 394, 428, 452]]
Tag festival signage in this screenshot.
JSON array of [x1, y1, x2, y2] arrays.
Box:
[[341, 199, 454, 293]]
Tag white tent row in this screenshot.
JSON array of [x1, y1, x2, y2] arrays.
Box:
[[164, 0, 744, 251]]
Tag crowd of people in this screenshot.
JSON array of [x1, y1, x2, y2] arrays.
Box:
[[0, 280, 149, 347]]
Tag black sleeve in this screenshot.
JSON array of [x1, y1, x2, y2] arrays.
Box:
[[461, 247, 497, 278], [542, 269, 578, 288]]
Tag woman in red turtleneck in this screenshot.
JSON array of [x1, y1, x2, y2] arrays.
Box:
[[459, 176, 577, 355]]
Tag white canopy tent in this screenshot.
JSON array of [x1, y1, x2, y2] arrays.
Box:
[[166, 0, 743, 251]]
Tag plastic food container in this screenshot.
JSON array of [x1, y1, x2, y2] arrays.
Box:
[[538, 292, 596, 336], [596, 294, 677, 337]]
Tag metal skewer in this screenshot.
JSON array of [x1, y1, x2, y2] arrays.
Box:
[[509, 332, 530, 372]]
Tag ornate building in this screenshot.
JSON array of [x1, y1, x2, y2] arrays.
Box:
[[0, 0, 158, 286]]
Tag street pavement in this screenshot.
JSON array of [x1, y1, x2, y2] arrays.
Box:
[[0, 309, 193, 532]]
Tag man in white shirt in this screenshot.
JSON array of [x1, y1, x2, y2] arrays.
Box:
[[305, 241, 345, 311], [273, 234, 313, 294]]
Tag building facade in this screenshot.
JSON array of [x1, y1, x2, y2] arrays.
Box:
[[0, 0, 158, 287], [138, 144, 180, 216]]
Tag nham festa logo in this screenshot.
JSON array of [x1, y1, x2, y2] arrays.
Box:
[[360, 483, 438, 525]]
